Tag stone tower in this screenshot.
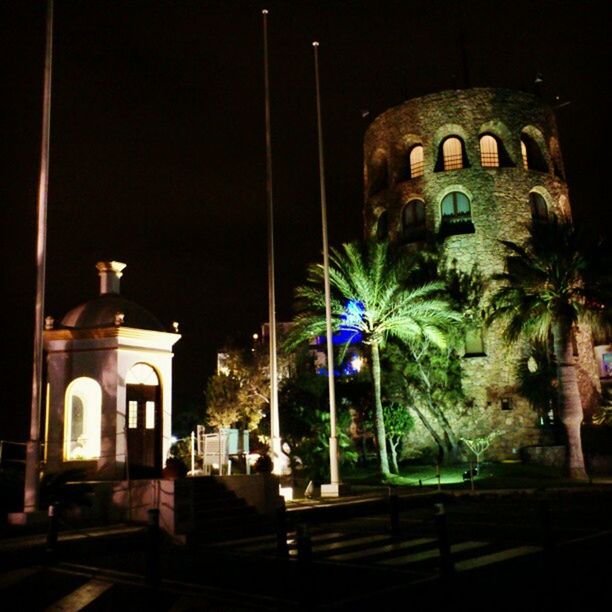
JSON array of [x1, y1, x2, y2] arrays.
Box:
[[363, 87, 600, 457]]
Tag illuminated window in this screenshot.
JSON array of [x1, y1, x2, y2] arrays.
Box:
[[441, 192, 470, 218], [409, 145, 424, 178], [128, 401, 138, 428], [521, 140, 528, 170], [440, 191, 473, 236], [146, 401, 155, 429], [520, 134, 548, 172], [402, 200, 426, 242], [529, 192, 548, 221], [479, 135, 499, 168], [64, 377, 101, 461], [442, 137, 464, 170]]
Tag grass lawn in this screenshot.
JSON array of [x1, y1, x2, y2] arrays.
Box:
[[341, 461, 592, 490]]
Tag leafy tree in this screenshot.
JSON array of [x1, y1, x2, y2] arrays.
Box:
[[205, 372, 242, 429], [205, 350, 269, 432], [384, 341, 465, 463], [279, 370, 357, 482], [488, 219, 610, 479], [383, 402, 414, 473], [286, 240, 460, 477]]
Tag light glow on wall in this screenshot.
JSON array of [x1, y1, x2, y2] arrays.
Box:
[[64, 377, 101, 460]]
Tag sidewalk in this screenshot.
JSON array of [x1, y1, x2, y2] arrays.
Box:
[[0, 524, 145, 553]]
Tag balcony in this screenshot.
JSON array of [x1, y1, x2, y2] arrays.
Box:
[[440, 213, 475, 237]]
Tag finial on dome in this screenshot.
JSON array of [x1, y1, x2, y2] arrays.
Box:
[[96, 261, 126, 295]]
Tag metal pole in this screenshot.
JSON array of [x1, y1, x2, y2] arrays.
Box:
[[313, 42, 340, 488], [190, 430, 195, 474], [262, 9, 282, 473], [25, 0, 54, 513]]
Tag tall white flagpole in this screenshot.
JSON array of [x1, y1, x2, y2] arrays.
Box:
[[262, 10, 282, 474], [25, 0, 54, 512], [313, 42, 342, 495]]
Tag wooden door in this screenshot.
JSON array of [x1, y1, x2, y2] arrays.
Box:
[[126, 384, 161, 478]]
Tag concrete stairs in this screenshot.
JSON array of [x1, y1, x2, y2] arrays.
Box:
[[173, 477, 274, 544]]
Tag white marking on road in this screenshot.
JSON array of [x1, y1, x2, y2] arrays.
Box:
[[44, 578, 112, 611], [313, 534, 389, 553], [456, 545, 542, 571], [379, 541, 488, 565], [326, 537, 437, 562], [239, 531, 345, 552]]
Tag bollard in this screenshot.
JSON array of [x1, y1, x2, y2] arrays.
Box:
[[46, 502, 59, 561], [434, 502, 454, 579], [296, 523, 312, 563], [275, 503, 289, 557], [388, 486, 400, 537], [146, 508, 161, 587]]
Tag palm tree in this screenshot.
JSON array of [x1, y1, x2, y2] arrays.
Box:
[[286, 241, 460, 477], [488, 219, 609, 479]]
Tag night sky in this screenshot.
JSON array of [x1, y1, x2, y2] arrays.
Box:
[[2, 0, 610, 439]]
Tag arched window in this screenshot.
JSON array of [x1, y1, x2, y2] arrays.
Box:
[[368, 152, 388, 196], [479, 135, 499, 168], [126, 363, 160, 385], [402, 200, 426, 242], [520, 140, 528, 170], [441, 191, 471, 218], [464, 327, 486, 356], [64, 377, 102, 461], [440, 191, 474, 236], [376, 211, 388, 241], [520, 134, 548, 172], [409, 145, 424, 178], [529, 192, 548, 221], [442, 137, 464, 170]]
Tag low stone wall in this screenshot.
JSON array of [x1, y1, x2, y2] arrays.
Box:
[[520, 445, 565, 467]]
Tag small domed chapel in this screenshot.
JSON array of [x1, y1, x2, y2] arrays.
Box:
[[43, 261, 181, 480]]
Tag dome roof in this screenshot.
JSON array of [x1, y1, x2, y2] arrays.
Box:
[[60, 293, 165, 331]]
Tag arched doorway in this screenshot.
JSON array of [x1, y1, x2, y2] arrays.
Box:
[[126, 363, 161, 478]]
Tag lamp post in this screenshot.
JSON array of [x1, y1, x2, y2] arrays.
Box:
[[261, 10, 283, 474], [312, 42, 343, 497], [24, 0, 54, 513]]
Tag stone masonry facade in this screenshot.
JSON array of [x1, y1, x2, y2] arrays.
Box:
[[363, 88, 601, 459]]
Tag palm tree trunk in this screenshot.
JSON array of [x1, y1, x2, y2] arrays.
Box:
[[553, 320, 587, 480], [371, 342, 391, 476]]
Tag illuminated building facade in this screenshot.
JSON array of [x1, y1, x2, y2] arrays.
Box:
[[363, 87, 604, 456]]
